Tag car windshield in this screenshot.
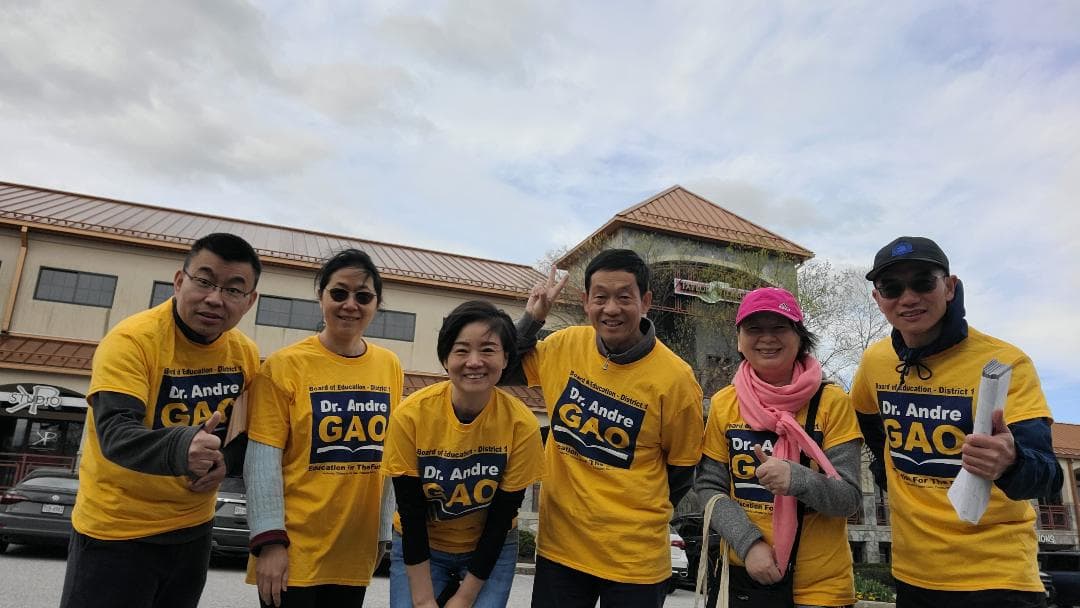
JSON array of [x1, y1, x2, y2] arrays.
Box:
[[20, 477, 79, 491], [219, 477, 246, 494]]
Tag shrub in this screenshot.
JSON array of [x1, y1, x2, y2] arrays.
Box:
[[854, 563, 896, 603], [854, 562, 895, 587], [854, 576, 896, 602]]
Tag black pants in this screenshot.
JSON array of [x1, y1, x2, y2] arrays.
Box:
[[896, 580, 1046, 608], [60, 529, 212, 608], [531, 555, 668, 608], [258, 584, 367, 608]]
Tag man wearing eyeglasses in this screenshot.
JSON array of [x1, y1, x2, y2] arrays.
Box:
[[850, 236, 1061, 608], [62, 233, 262, 608]]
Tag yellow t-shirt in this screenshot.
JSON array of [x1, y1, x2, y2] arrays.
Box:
[[382, 381, 544, 553], [702, 383, 859, 606], [523, 325, 704, 584], [245, 335, 402, 587], [850, 327, 1051, 592], [73, 299, 260, 540]]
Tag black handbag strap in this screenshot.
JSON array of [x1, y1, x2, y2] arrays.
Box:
[[784, 381, 826, 578]]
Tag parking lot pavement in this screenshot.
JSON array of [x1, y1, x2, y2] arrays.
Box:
[[0, 544, 703, 607]]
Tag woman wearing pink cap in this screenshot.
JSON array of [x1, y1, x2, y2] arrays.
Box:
[[694, 287, 862, 608]]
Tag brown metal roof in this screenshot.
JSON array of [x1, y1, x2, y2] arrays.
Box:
[[0, 182, 544, 297], [0, 334, 547, 413], [1053, 423, 1080, 458], [0, 334, 95, 374], [560, 185, 813, 264]]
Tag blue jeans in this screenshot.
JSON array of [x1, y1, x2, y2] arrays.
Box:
[[389, 532, 518, 608]]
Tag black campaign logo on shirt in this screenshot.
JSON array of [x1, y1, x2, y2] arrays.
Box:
[[726, 429, 777, 504], [880, 390, 971, 479], [153, 372, 244, 439], [309, 390, 389, 464], [419, 452, 508, 521], [726, 427, 825, 506], [551, 377, 645, 469]]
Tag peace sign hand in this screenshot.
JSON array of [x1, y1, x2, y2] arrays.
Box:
[[526, 266, 569, 323]]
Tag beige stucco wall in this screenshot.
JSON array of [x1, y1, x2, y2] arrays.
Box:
[[6, 232, 184, 341], [0, 368, 90, 396], [0, 227, 26, 325]]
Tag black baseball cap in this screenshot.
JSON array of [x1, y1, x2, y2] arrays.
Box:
[[866, 236, 949, 281]]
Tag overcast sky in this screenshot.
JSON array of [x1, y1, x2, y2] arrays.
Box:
[[3, 1, 1079, 420]]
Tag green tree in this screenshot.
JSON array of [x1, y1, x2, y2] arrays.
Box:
[[797, 259, 890, 389]]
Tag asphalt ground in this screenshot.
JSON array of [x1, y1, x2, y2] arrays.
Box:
[[0, 543, 705, 608]]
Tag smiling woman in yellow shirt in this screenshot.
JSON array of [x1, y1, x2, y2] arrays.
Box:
[[244, 249, 403, 608], [382, 300, 544, 608]]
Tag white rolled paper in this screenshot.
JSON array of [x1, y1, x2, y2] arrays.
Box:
[[947, 359, 1012, 524]]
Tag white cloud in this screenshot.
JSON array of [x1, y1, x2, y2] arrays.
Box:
[[1, 0, 1078, 415]]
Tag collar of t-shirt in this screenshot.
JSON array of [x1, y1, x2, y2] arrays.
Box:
[[171, 297, 217, 346], [595, 317, 657, 365]]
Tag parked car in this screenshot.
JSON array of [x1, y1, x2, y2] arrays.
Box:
[[1040, 569, 1057, 607], [669, 525, 689, 592], [0, 467, 79, 553], [208, 476, 392, 576], [211, 475, 249, 557], [1040, 550, 1080, 607], [671, 512, 721, 590]]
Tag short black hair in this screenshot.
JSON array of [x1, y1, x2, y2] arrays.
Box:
[[315, 249, 383, 305], [185, 233, 262, 286], [437, 300, 517, 370], [584, 249, 650, 296]]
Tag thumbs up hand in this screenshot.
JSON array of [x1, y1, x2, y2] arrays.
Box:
[[187, 411, 226, 492], [961, 409, 1017, 481], [754, 444, 793, 496]]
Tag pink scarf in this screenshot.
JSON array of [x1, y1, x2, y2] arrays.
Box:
[[733, 355, 839, 574]]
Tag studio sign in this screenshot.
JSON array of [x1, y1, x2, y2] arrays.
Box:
[[1, 384, 86, 416]]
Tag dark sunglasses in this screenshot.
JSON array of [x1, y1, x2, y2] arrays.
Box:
[[875, 275, 942, 300], [327, 288, 376, 305]]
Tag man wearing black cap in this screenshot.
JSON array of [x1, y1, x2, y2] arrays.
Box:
[[850, 236, 1061, 607]]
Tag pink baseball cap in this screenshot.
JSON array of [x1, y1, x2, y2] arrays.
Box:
[[735, 287, 803, 325]]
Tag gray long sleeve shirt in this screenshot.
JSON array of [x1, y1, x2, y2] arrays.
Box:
[[694, 439, 862, 561]]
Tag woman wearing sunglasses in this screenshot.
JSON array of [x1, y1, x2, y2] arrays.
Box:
[[244, 249, 403, 607], [694, 287, 862, 608], [382, 300, 544, 608]]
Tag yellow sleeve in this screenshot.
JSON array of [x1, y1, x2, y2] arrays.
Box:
[[501, 414, 544, 492], [522, 349, 542, 388], [662, 367, 705, 466], [381, 401, 419, 477], [702, 389, 731, 463], [246, 361, 293, 450], [88, 330, 151, 403], [391, 357, 404, 408], [849, 358, 878, 415], [820, 386, 863, 450], [1003, 354, 1053, 425]]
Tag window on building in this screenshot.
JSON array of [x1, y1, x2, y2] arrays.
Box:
[[368, 310, 416, 341], [878, 541, 891, 564], [34, 268, 117, 308], [849, 541, 865, 564], [256, 295, 322, 331], [149, 281, 174, 308]]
